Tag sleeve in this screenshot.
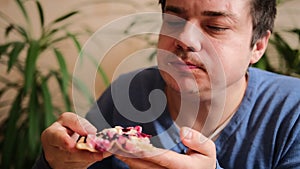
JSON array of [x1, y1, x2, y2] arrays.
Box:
[[275, 139, 300, 168], [275, 115, 300, 169], [31, 151, 52, 169]]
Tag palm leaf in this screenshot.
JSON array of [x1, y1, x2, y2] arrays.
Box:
[[87, 54, 110, 87], [290, 28, 300, 39], [270, 33, 296, 69], [0, 43, 11, 58], [15, 0, 30, 25], [67, 32, 82, 53], [148, 50, 157, 61], [97, 65, 110, 87], [7, 42, 25, 72], [4, 24, 29, 41], [47, 34, 72, 46], [72, 77, 94, 105], [41, 77, 56, 127], [5, 24, 14, 37], [50, 11, 79, 25], [28, 82, 40, 158], [24, 40, 40, 93], [54, 48, 69, 94], [35, 0, 45, 28], [54, 73, 72, 111], [40, 28, 59, 46], [15, 128, 27, 169], [67, 31, 83, 64], [1, 89, 23, 169], [14, 25, 30, 41], [253, 53, 275, 72]]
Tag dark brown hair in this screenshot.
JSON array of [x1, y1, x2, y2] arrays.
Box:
[[158, 0, 277, 48]]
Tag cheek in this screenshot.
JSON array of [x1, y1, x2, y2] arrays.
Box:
[[157, 35, 176, 65], [218, 40, 251, 64], [215, 43, 251, 84], [157, 34, 173, 49]]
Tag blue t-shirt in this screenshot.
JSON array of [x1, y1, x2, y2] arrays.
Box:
[[33, 67, 300, 169], [86, 67, 300, 169]]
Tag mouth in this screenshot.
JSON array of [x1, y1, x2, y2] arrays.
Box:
[[168, 60, 207, 72], [168, 57, 207, 72]]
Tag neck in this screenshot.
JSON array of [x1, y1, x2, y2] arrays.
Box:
[[166, 75, 248, 136]]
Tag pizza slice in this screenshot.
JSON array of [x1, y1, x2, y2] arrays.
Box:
[[76, 126, 154, 154]]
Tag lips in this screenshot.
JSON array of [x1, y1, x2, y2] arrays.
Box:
[[185, 61, 202, 69], [168, 60, 207, 72]]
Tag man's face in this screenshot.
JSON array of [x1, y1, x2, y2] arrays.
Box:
[[157, 0, 258, 97]]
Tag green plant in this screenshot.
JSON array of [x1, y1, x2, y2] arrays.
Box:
[[0, 0, 83, 168], [253, 0, 300, 78], [254, 29, 300, 78]]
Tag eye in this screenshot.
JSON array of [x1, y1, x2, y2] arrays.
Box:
[[206, 25, 228, 32], [163, 14, 186, 27], [167, 20, 185, 26], [164, 19, 186, 27]]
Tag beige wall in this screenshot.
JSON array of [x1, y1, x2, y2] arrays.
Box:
[[0, 0, 300, 117], [276, 0, 300, 29]]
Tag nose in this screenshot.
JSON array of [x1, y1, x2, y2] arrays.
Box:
[[175, 20, 202, 52]]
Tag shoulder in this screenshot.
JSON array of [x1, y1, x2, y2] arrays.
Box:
[[116, 66, 163, 83], [249, 67, 300, 97], [247, 68, 300, 135], [113, 66, 165, 92], [222, 68, 300, 167], [246, 68, 300, 134]]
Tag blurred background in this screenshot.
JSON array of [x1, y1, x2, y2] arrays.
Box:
[[0, 0, 299, 168]]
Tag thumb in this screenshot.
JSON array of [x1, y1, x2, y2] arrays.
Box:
[[180, 127, 216, 157], [57, 112, 97, 136]]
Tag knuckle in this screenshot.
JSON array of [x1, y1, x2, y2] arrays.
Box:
[[58, 112, 71, 121], [62, 138, 75, 150], [41, 123, 56, 143]]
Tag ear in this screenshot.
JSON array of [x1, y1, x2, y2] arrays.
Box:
[[250, 30, 271, 64]]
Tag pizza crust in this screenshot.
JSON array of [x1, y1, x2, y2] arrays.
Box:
[[76, 136, 99, 153]]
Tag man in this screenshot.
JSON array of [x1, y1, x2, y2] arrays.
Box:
[[33, 0, 300, 168]]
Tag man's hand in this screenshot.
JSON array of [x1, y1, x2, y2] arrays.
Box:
[[41, 112, 105, 169], [116, 127, 217, 169]]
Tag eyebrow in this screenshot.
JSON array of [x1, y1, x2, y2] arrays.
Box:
[[165, 6, 187, 14], [201, 11, 238, 21], [165, 5, 239, 22]]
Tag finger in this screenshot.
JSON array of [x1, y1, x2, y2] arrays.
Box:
[[180, 127, 216, 157], [137, 148, 183, 167], [142, 148, 216, 169], [77, 115, 97, 134], [41, 113, 103, 169], [64, 149, 104, 163], [45, 138, 104, 163], [116, 155, 167, 169], [57, 112, 97, 136], [48, 151, 103, 169], [42, 121, 77, 151]]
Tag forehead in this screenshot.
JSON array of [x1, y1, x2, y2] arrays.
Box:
[[165, 0, 251, 18]]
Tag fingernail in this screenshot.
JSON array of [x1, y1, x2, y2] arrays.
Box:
[[181, 127, 192, 140], [198, 133, 209, 144]]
